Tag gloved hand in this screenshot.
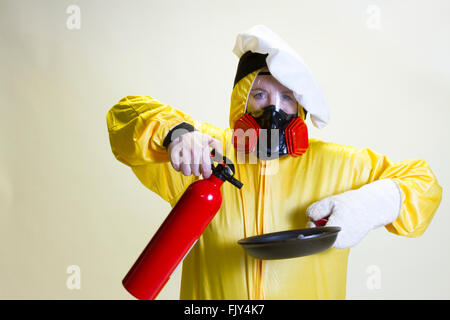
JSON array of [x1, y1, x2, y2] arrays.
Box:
[[168, 130, 222, 179], [306, 179, 402, 249]]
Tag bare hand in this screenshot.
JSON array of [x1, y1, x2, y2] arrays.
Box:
[[168, 131, 222, 179]]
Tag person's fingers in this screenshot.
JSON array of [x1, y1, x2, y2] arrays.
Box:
[[307, 221, 316, 228], [172, 132, 222, 177], [180, 146, 192, 176], [306, 198, 334, 221], [208, 137, 223, 155], [201, 144, 212, 179], [191, 144, 202, 177], [169, 140, 182, 171]]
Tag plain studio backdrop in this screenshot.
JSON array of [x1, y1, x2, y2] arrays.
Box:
[[0, 0, 449, 299]]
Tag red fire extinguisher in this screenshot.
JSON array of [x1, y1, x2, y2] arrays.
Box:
[[122, 151, 243, 300]]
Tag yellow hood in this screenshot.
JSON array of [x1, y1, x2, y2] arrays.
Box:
[[229, 69, 305, 130]]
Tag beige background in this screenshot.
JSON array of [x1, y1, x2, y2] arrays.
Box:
[[1, 0, 449, 299]]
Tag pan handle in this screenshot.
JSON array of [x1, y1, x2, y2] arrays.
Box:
[[314, 218, 328, 227]]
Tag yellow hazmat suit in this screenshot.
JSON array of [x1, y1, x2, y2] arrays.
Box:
[[106, 65, 442, 299]]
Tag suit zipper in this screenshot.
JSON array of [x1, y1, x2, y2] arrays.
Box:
[[255, 160, 266, 300]]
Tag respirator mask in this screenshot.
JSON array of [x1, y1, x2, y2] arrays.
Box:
[[232, 70, 309, 160]]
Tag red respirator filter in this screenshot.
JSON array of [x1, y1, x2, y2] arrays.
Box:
[[232, 113, 260, 153], [285, 117, 309, 156], [232, 114, 309, 157]]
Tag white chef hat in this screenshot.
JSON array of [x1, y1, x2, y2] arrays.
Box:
[[232, 25, 329, 129]]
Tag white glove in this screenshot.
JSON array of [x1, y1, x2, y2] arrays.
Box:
[[306, 179, 402, 249]]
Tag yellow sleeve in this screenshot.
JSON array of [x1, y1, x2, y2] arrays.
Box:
[[363, 148, 442, 237], [106, 95, 226, 203], [106, 95, 196, 166]]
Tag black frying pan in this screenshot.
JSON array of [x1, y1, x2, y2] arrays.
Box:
[[237, 219, 340, 260]]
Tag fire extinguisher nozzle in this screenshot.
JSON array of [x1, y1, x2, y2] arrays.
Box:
[[210, 150, 244, 189], [228, 176, 243, 189]]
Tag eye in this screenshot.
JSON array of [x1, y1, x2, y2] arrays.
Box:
[[253, 92, 266, 99], [282, 94, 293, 101]]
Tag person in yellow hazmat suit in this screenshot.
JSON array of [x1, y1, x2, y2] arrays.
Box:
[[106, 25, 442, 299]]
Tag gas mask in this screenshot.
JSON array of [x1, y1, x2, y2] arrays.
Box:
[[232, 70, 309, 160]]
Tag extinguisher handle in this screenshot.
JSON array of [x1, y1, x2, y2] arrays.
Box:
[[210, 150, 243, 189]]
